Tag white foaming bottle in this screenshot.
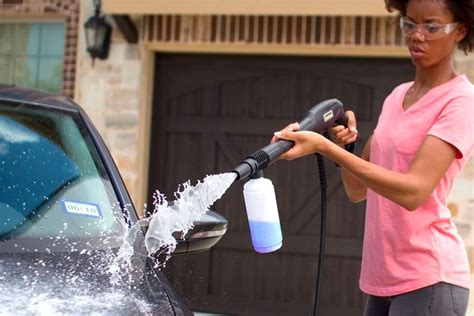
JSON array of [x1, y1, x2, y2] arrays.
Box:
[[243, 170, 283, 253]]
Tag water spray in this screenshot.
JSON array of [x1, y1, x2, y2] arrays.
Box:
[[231, 98, 355, 315]]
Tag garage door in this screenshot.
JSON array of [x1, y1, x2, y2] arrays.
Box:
[[148, 54, 413, 316]]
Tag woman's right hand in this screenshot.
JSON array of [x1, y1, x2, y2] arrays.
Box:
[[330, 110, 359, 148], [271, 122, 300, 144]]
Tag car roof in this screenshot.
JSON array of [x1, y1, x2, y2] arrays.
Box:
[[0, 84, 79, 111]]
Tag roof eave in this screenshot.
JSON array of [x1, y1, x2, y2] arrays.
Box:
[[103, 0, 395, 17]]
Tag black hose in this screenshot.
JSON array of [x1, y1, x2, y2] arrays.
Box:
[[313, 153, 327, 316]]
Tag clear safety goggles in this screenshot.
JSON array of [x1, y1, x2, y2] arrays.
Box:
[[399, 17, 460, 40]]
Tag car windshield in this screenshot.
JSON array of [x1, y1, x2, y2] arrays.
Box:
[[0, 101, 172, 315], [0, 102, 123, 248]]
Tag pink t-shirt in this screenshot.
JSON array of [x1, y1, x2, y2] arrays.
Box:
[[360, 75, 474, 297]]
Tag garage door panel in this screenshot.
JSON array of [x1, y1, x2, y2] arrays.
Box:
[[168, 91, 203, 116], [219, 74, 302, 119]]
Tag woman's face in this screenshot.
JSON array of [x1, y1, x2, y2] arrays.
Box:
[[405, 0, 466, 68]]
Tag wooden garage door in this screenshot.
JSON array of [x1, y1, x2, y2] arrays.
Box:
[[148, 54, 413, 316]]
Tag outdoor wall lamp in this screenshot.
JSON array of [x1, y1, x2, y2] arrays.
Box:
[[84, 0, 112, 64]]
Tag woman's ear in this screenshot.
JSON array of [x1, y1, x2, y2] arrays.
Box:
[[454, 23, 467, 43]]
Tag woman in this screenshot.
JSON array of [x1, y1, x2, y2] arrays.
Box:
[[273, 0, 474, 314]]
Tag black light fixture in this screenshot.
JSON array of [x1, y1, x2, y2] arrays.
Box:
[[84, 0, 112, 64]]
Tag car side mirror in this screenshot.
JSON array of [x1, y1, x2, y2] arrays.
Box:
[[173, 210, 228, 254]]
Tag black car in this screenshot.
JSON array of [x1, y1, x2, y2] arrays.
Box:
[[0, 85, 227, 315]]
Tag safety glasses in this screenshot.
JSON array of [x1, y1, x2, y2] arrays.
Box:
[[399, 17, 460, 40]]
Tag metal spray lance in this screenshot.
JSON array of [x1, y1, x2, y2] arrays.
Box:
[[231, 99, 354, 253]]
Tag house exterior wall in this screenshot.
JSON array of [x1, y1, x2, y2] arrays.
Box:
[[102, 0, 392, 16], [75, 0, 144, 210]]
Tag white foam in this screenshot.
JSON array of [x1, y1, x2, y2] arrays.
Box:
[[109, 172, 236, 272], [144, 172, 236, 265]]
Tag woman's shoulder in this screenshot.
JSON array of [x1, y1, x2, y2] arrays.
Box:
[[456, 75, 474, 97], [442, 76, 474, 121]]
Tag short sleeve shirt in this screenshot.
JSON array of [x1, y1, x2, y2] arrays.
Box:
[[360, 75, 474, 296]]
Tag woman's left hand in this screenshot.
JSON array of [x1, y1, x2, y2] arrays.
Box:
[[273, 127, 329, 160]]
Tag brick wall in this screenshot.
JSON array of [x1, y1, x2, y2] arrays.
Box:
[[75, 0, 144, 208], [58, 0, 80, 98]]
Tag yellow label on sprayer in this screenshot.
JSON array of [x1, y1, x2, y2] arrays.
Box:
[[323, 110, 334, 122]]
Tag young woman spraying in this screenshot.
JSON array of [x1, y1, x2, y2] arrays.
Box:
[[273, 0, 474, 314]]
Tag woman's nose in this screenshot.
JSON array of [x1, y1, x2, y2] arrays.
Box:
[[410, 28, 426, 42]]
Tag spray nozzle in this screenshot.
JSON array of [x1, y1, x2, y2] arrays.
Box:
[[232, 150, 272, 181], [232, 98, 349, 181]]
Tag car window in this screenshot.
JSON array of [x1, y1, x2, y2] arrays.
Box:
[[0, 101, 124, 250]]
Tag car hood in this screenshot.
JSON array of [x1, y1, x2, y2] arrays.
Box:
[[0, 249, 181, 315]]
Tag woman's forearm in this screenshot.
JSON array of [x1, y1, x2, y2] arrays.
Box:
[[340, 168, 368, 203], [321, 136, 455, 211], [339, 136, 371, 203], [326, 144, 422, 210]]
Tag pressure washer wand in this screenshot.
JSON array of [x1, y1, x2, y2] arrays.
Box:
[[231, 98, 355, 315], [232, 98, 350, 181]]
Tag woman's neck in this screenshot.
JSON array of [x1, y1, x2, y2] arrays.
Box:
[[413, 57, 457, 90]]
